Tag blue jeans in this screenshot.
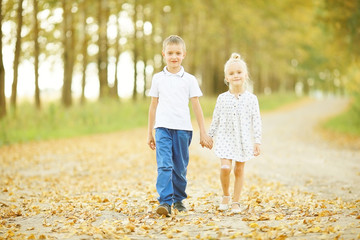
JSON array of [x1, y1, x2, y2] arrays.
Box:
[[155, 128, 192, 205]]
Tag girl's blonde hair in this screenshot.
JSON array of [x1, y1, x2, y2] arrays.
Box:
[[224, 53, 250, 87]]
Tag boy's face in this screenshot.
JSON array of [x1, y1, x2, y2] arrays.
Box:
[[162, 43, 186, 72]]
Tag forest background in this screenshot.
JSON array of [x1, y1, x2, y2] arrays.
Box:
[[0, 0, 359, 145]]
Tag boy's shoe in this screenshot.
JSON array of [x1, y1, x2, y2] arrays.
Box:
[[156, 203, 171, 217], [173, 201, 187, 212]]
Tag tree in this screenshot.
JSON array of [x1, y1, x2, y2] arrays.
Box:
[[62, 0, 74, 107], [80, 0, 88, 104], [0, 0, 6, 118], [321, 0, 360, 61], [132, 0, 139, 101], [98, 0, 110, 99], [33, 0, 40, 109], [10, 0, 24, 109]]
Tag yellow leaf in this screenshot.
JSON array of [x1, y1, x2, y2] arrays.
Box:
[[230, 232, 241, 239], [249, 222, 259, 228], [6, 230, 15, 237], [126, 223, 135, 232], [259, 213, 270, 221], [307, 226, 321, 233], [275, 234, 287, 240], [318, 210, 332, 217], [260, 226, 271, 232]]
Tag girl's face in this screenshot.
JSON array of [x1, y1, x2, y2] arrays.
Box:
[[162, 43, 186, 73], [225, 62, 247, 88]]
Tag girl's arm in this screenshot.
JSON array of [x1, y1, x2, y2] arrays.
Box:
[[147, 97, 158, 150], [252, 96, 262, 156], [252, 96, 262, 144], [190, 97, 213, 149]]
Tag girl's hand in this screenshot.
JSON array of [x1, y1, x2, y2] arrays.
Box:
[[147, 135, 156, 150], [254, 143, 261, 156], [200, 134, 213, 149]]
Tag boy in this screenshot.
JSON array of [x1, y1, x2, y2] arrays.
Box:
[[147, 35, 212, 216]]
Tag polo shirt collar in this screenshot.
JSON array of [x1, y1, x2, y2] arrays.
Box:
[[163, 66, 185, 77]]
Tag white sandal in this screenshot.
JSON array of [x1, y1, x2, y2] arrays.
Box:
[[218, 196, 231, 211], [231, 202, 243, 213]]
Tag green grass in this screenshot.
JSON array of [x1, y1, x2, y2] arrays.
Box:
[[322, 102, 360, 137], [0, 93, 301, 146], [0, 98, 150, 146]]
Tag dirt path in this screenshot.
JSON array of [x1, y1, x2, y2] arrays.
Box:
[[1, 97, 359, 239], [248, 97, 360, 201], [197, 97, 360, 201]]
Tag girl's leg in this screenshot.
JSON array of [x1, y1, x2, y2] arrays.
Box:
[[220, 158, 232, 204], [232, 161, 245, 209]]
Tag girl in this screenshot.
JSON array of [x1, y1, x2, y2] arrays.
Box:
[[208, 53, 262, 213]]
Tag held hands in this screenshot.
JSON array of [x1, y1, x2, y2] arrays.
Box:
[[254, 143, 261, 156], [200, 133, 213, 149]]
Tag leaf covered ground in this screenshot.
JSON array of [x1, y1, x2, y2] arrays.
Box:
[[1, 98, 359, 239]]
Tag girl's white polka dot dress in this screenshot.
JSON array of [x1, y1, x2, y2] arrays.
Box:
[[208, 91, 262, 162]]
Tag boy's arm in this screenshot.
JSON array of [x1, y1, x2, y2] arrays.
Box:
[[147, 97, 158, 150], [190, 97, 213, 149]]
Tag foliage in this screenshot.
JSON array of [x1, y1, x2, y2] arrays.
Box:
[[323, 100, 360, 137], [1, 0, 355, 105]]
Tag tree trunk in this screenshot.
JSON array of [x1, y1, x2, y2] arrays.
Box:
[[61, 0, 74, 107], [132, 0, 138, 101], [142, 5, 148, 99], [142, 35, 147, 99], [80, 0, 87, 105], [112, 8, 121, 100], [33, 0, 40, 109], [10, 0, 24, 109], [0, 0, 6, 118], [98, 0, 109, 99]]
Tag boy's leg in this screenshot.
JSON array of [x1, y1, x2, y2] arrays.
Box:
[[172, 130, 192, 203], [155, 128, 174, 205]]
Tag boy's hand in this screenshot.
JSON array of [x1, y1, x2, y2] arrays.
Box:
[[200, 134, 213, 149], [147, 135, 156, 150], [254, 143, 261, 156]]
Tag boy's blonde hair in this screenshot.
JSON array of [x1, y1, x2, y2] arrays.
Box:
[[162, 35, 186, 52], [224, 53, 250, 87]]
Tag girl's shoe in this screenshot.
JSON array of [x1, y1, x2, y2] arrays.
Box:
[[218, 196, 231, 211], [231, 202, 243, 213]]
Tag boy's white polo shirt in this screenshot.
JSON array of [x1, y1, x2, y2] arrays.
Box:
[[149, 66, 203, 131]]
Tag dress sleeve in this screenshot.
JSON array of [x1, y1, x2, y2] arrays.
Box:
[[252, 96, 262, 144], [208, 96, 221, 138]]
